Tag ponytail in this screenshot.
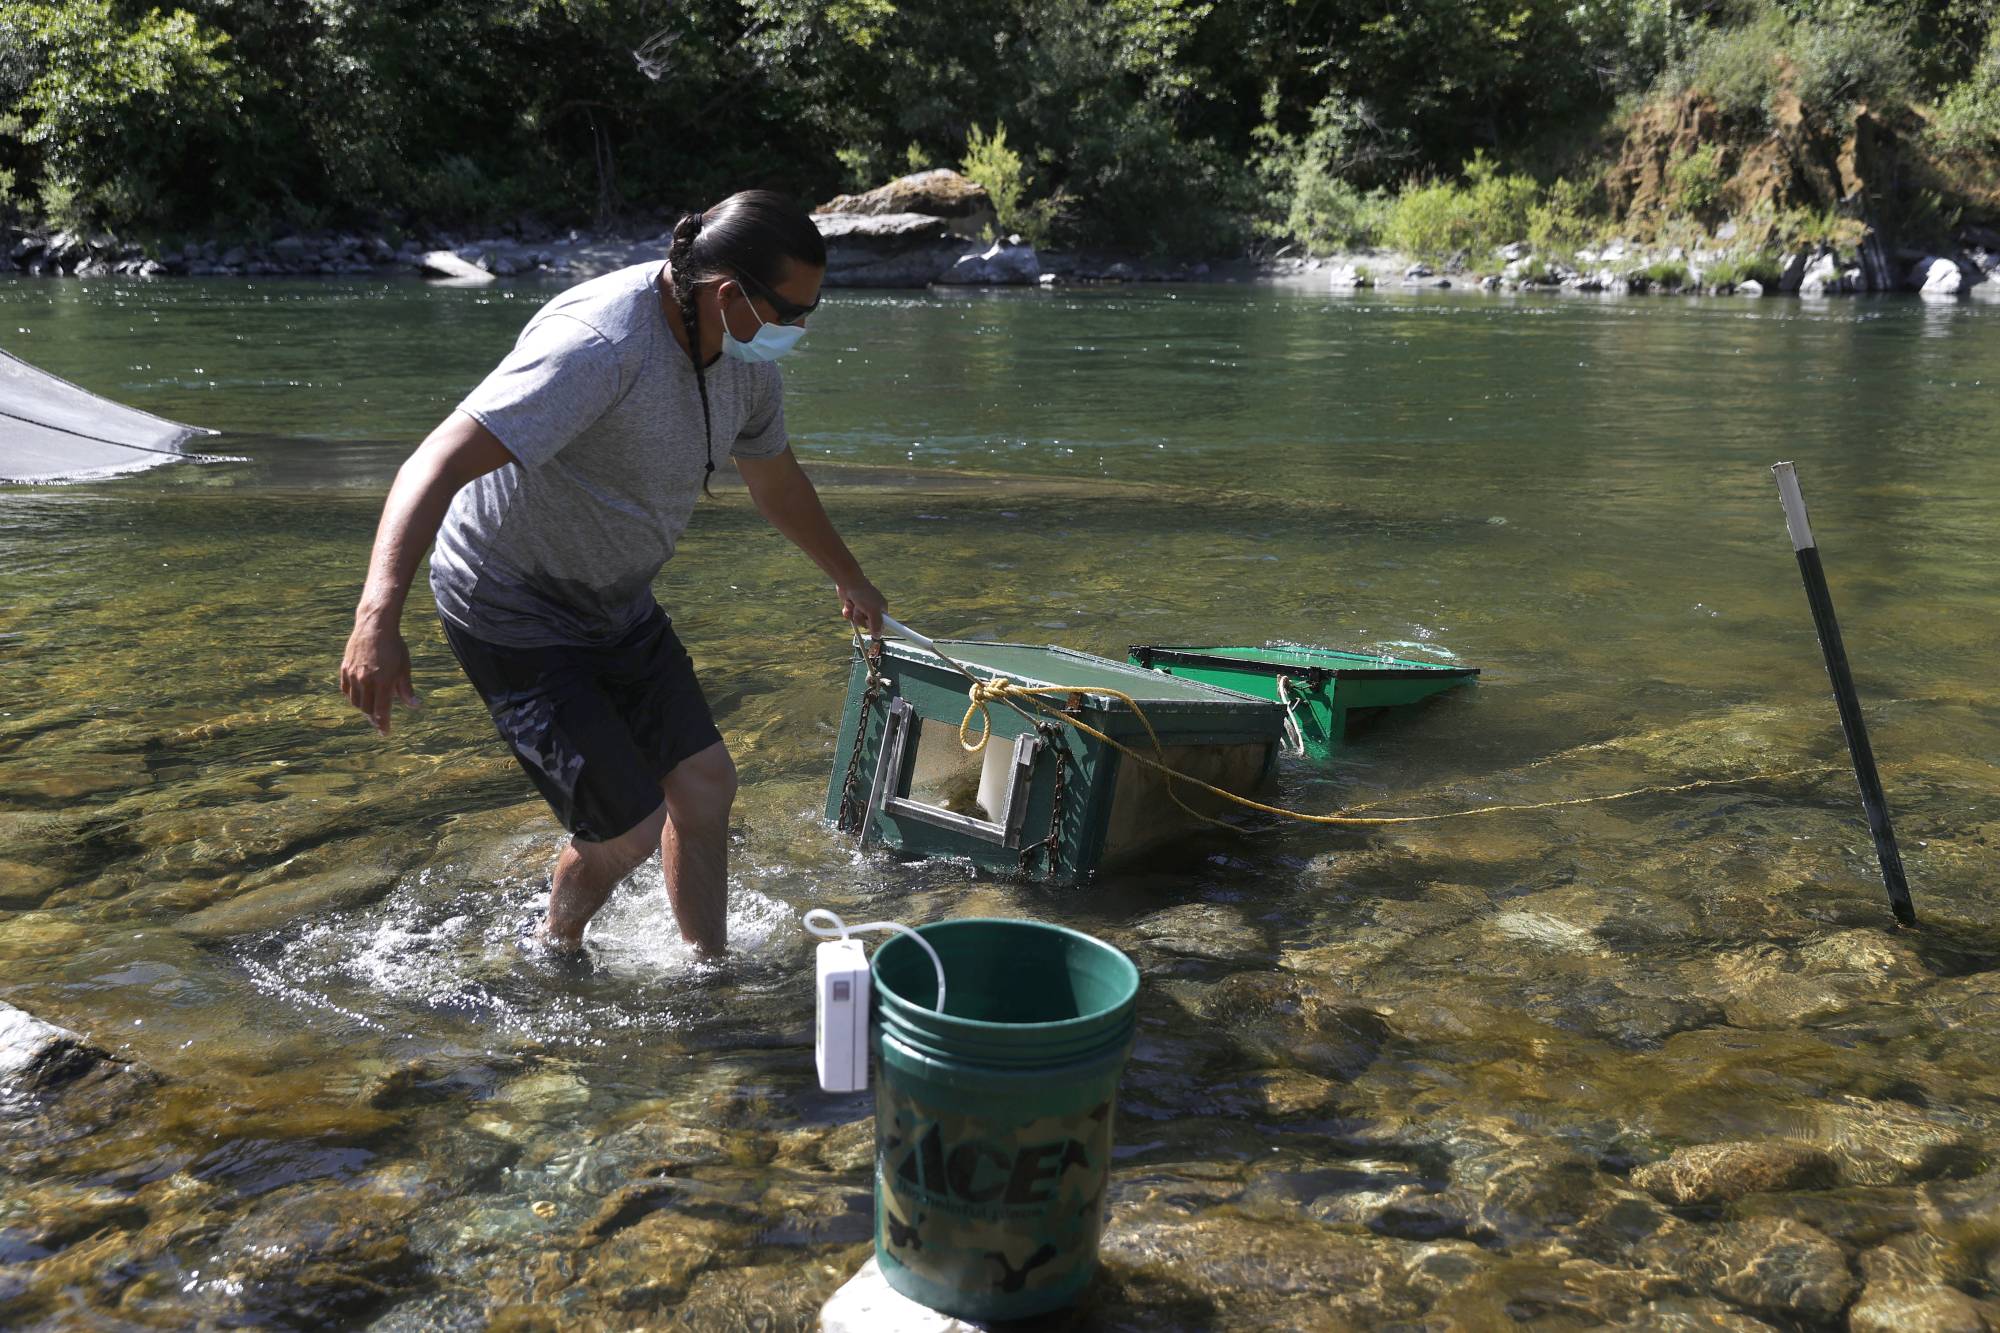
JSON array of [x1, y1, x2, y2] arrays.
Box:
[[663, 191, 827, 499], [666, 212, 717, 496]]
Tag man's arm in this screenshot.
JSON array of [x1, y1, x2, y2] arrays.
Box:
[[340, 413, 517, 735], [734, 448, 886, 634]]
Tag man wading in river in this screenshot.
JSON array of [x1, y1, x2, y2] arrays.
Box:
[[339, 191, 885, 957]]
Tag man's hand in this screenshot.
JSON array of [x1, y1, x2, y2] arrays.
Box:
[[840, 578, 887, 637], [341, 616, 421, 736], [338, 414, 515, 738]]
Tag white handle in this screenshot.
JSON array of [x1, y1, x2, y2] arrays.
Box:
[[878, 613, 939, 657]]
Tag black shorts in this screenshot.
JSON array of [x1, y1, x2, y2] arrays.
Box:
[[440, 608, 723, 843]]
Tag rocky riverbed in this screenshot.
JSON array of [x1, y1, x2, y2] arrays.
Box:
[[3, 504, 1998, 1329], [3, 281, 1999, 1330]]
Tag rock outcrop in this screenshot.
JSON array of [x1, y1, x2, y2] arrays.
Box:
[[814, 169, 1044, 287], [819, 168, 999, 241], [811, 211, 974, 287]]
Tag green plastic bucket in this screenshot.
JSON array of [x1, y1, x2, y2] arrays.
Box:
[[871, 918, 1140, 1320]]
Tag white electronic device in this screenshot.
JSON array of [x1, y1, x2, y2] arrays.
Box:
[[815, 938, 871, 1093]]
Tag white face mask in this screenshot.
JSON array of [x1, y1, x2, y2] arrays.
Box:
[[719, 289, 807, 363]]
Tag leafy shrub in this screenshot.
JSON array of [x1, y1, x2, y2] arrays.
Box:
[[1638, 258, 1690, 289], [406, 154, 531, 226], [961, 123, 1026, 237], [1929, 27, 2000, 156], [1283, 170, 1391, 251], [2, 0, 238, 228], [959, 122, 1067, 245], [1527, 176, 1601, 255], [1791, 14, 1913, 126], [1052, 99, 1250, 255], [1666, 142, 1726, 218], [1704, 255, 1783, 288], [1254, 91, 1393, 252], [1702, 257, 1743, 287], [834, 145, 886, 193], [1386, 181, 1470, 260], [1385, 154, 1538, 263], [1726, 203, 1863, 254], [1676, 5, 1913, 130], [1740, 255, 1783, 286], [1681, 11, 1790, 124]]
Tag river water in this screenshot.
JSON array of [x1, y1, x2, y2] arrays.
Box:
[[2, 276, 1997, 1329]]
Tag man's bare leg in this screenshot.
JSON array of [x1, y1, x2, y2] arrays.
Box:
[[543, 805, 666, 947], [659, 741, 738, 956]]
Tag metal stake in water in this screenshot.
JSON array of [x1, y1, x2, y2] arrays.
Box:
[[1771, 461, 1916, 927]]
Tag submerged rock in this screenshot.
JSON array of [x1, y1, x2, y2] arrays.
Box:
[[1802, 1095, 1973, 1186], [1850, 1285, 1992, 1332], [1612, 1295, 1783, 1329], [1631, 1141, 1837, 1206], [1706, 943, 1908, 1029], [572, 1208, 757, 1312], [1796, 928, 1931, 983], [1724, 1183, 1929, 1247], [1464, 1148, 1628, 1245], [204, 1182, 425, 1323], [1134, 902, 1267, 964], [0, 1001, 114, 1093], [1098, 1212, 1420, 1322], [1848, 1233, 1997, 1333], [1697, 1217, 1856, 1321]]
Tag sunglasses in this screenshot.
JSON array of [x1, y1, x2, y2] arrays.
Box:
[[729, 268, 820, 325]]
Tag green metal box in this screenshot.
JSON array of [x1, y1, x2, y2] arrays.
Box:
[[826, 640, 1286, 882], [1127, 643, 1479, 762]]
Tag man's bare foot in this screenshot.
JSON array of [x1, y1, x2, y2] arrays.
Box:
[[521, 919, 594, 978]]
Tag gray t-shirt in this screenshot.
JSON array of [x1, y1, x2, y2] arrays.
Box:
[[430, 262, 788, 647]]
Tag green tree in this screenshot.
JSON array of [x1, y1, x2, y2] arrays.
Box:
[[1, 0, 238, 227]]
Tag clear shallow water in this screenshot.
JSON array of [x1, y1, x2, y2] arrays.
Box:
[[2, 275, 1999, 1329]]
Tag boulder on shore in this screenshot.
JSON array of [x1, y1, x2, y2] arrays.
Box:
[[819, 169, 998, 242], [812, 211, 970, 287], [1913, 255, 1966, 296], [1798, 251, 1843, 297], [418, 250, 495, 284], [935, 237, 1041, 286]]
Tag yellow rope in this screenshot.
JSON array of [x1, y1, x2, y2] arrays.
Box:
[[958, 673, 1839, 829]]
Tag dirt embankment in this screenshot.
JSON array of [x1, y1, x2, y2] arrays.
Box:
[[1607, 81, 1999, 259]]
